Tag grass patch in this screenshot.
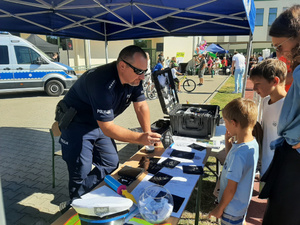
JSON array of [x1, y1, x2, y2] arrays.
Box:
[[210, 76, 242, 116]]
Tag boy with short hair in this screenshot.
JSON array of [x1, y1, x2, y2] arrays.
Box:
[[209, 98, 259, 225], [249, 59, 287, 178]]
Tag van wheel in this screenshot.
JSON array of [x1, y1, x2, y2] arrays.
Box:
[[45, 80, 64, 96]]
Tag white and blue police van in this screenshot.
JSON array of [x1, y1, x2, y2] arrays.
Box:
[[0, 32, 77, 96]]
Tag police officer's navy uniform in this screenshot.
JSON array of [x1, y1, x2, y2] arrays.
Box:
[[59, 61, 145, 200]]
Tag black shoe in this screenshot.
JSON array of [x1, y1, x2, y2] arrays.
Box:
[[197, 83, 203, 86], [59, 200, 72, 214]]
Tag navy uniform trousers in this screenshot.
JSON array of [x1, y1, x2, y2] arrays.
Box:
[[59, 121, 119, 200]]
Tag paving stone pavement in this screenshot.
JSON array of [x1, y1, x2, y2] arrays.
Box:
[[0, 74, 229, 225]]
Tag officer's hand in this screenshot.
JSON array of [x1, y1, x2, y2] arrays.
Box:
[[140, 132, 161, 146], [292, 142, 300, 150]]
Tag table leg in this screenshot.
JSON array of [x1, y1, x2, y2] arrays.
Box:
[[194, 176, 203, 225], [216, 158, 220, 178]]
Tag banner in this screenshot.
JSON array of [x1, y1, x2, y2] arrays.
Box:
[[176, 52, 185, 64]]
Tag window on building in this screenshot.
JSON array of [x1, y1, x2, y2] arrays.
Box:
[[255, 8, 264, 26], [134, 40, 151, 48], [47, 36, 58, 45], [268, 8, 277, 26], [47, 35, 61, 48]]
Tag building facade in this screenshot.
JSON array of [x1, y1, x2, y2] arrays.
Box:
[[204, 0, 298, 55]]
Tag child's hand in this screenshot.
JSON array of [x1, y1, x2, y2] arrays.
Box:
[[225, 130, 233, 154], [225, 130, 233, 142], [209, 205, 223, 219], [292, 142, 300, 149]]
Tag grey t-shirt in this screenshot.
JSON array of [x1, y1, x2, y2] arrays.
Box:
[[199, 58, 207, 70]]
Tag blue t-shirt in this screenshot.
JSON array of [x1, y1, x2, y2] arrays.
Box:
[[63, 61, 145, 128], [153, 63, 163, 72], [218, 139, 259, 217]]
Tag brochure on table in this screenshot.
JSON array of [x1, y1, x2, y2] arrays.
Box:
[[77, 131, 226, 220], [131, 138, 207, 218]]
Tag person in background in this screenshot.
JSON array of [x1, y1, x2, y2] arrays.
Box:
[[169, 56, 177, 69], [278, 55, 293, 92], [145, 52, 151, 76], [165, 56, 170, 68], [257, 54, 264, 63], [227, 54, 232, 68], [158, 52, 163, 57], [152, 57, 164, 72], [209, 98, 259, 225], [56, 45, 161, 210], [214, 57, 221, 75], [221, 57, 228, 75], [207, 56, 213, 75], [249, 59, 287, 184], [231, 51, 245, 94], [52, 52, 59, 62], [197, 54, 206, 86], [248, 55, 257, 75], [143, 52, 152, 90], [259, 5, 300, 225]]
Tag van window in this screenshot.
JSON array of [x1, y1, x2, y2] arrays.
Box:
[[0, 45, 9, 64], [14, 46, 44, 64]]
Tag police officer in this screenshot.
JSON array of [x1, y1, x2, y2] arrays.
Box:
[[58, 45, 161, 203]]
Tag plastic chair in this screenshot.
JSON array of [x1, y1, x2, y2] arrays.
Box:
[[50, 122, 62, 188]]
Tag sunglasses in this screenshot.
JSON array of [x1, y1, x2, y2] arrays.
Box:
[[121, 59, 147, 75], [272, 37, 293, 53]]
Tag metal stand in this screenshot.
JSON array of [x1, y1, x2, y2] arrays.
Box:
[[194, 175, 203, 225]]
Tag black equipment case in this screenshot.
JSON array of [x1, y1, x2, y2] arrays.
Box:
[[152, 68, 220, 139]]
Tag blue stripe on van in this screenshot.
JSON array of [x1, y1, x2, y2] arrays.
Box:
[[0, 72, 14, 79], [13, 71, 67, 79]]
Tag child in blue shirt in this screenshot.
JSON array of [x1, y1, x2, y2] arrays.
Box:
[[209, 98, 259, 225]]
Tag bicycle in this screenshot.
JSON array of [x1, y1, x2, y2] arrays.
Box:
[[142, 74, 157, 100], [176, 73, 196, 92]]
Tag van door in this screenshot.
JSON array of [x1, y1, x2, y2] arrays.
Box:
[[12, 46, 49, 89], [0, 45, 14, 89]]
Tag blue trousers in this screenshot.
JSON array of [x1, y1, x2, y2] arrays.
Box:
[[59, 122, 119, 200], [234, 68, 245, 93]]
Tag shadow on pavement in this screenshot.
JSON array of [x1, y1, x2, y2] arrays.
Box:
[[0, 127, 69, 224], [0, 91, 66, 99], [0, 127, 142, 224]]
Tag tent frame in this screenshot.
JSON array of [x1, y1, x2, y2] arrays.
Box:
[[1, 0, 252, 40]]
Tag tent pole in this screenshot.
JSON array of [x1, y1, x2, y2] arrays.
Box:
[[67, 48, 70, 67], [242, 32, 253, 98], [104, 23, 108, 64], [0, 178, 6, 225], [84, 40, 91, 70]]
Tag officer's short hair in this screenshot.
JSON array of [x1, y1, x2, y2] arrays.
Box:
[[117, 45, 147, 64]]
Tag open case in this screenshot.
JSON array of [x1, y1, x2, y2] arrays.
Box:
[[152, 68, 220, 139]]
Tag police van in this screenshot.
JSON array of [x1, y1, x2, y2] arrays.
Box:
[[0, 32, 77, 96]]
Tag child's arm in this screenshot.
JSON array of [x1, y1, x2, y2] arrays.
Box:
[[176, 71, 182, 75], [209, 179, 238, 218]]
